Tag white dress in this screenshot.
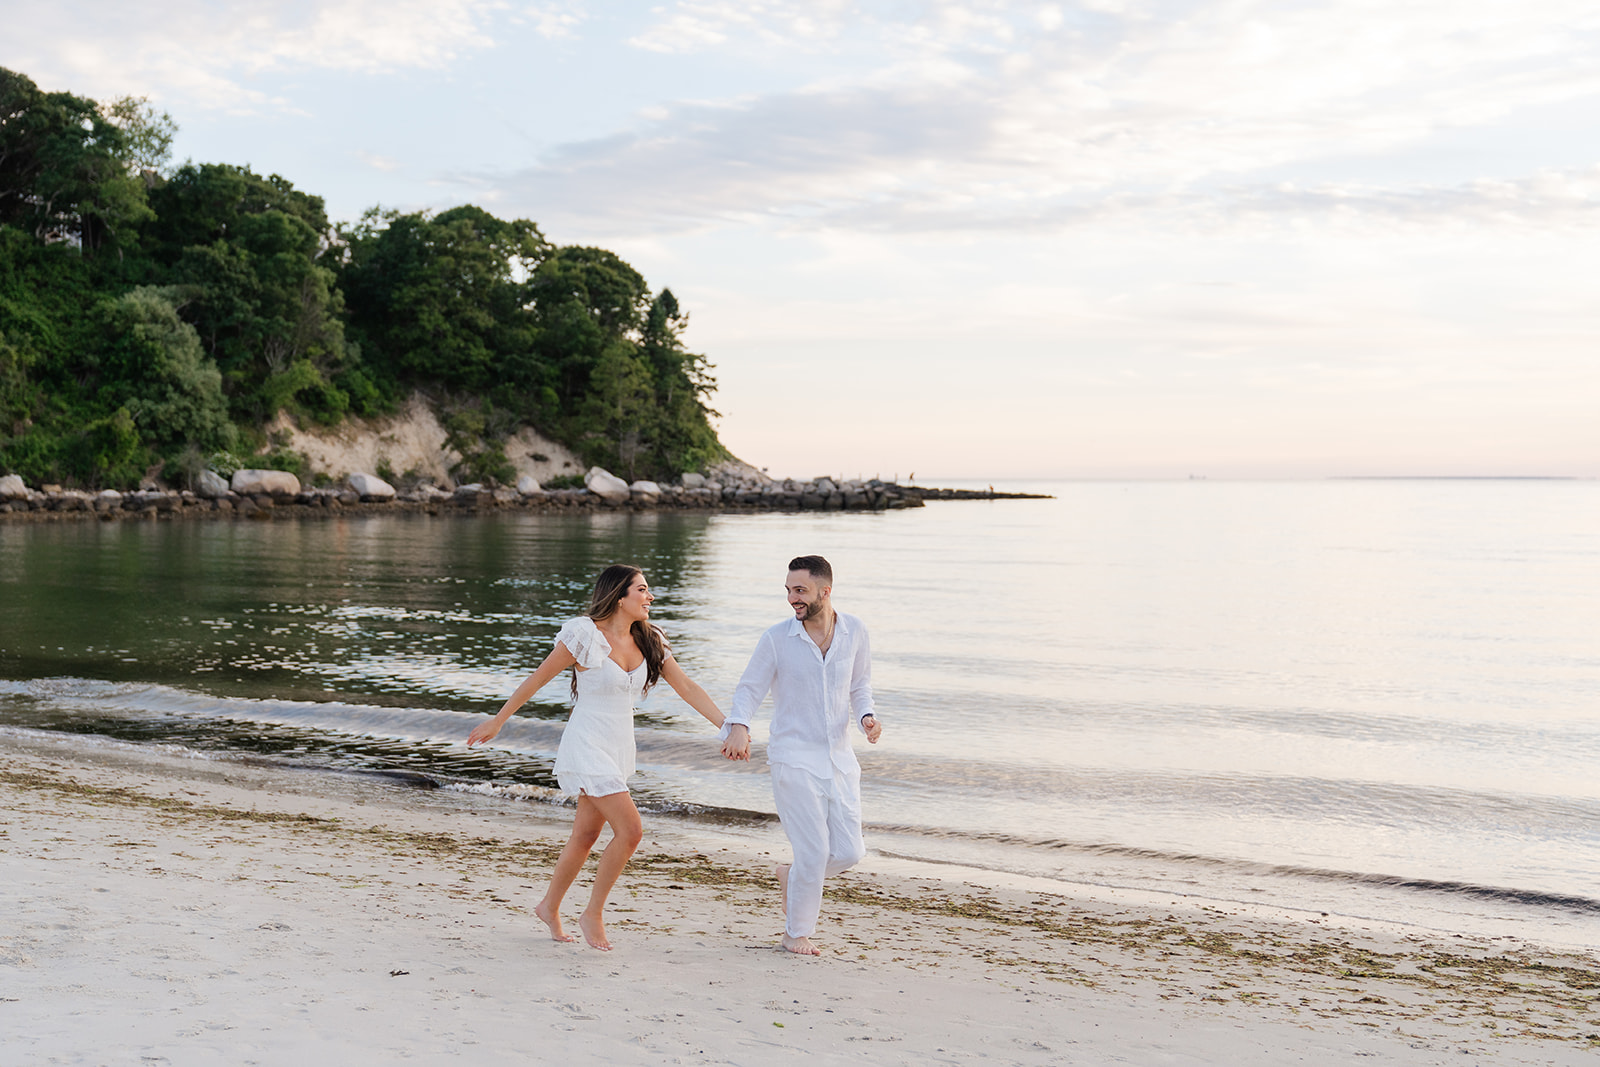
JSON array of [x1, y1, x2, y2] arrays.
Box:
[[551, 616, 653, 797]]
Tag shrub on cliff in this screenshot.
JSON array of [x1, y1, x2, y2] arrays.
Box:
[[97, 287, 235, 455]]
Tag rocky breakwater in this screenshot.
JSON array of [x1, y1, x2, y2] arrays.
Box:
[[0, 469, 315, 521], [0, 465, 1045, 523], [684, 471, 927, 511], [415, 466, 927, 513]]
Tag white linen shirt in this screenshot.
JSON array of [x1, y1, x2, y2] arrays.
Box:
[[724, 612, 876, 779]]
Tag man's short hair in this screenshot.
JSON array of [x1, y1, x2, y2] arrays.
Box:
[[788, 555, 833, 584]]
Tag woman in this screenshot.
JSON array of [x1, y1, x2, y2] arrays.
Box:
[[467, 565, 736, 950]]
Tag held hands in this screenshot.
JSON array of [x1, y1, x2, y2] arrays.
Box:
[[721, 723, 751, 761]]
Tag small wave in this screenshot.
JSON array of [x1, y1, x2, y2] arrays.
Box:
[[866, 821, 1600, 917], [6, 675, 523, 746], [1272, 867, 1600, 916], [4, 677, 155, 700], [443, 781, 568, 804], [0, 723, 233, 763]]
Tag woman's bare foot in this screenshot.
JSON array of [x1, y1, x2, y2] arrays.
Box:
[[579, 911, 612, 951], [781, 934, 821, 955], [534, 899, 575, 943]]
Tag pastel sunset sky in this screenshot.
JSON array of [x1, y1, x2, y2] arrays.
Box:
[[6, 1, 1597, 478]]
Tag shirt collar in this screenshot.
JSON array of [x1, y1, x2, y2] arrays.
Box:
[[785, 611, 849, 638]]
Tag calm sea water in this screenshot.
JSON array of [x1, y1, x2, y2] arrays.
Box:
[[3, 481, 1597, 945]]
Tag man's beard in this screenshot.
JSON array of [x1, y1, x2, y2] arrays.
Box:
[[799, 599, 824, 621]]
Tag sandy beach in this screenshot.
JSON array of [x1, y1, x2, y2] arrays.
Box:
[[2, 730, 1596, 1066]]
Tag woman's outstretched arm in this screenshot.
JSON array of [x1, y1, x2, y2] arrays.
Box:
[[467, 642, 579, 746]]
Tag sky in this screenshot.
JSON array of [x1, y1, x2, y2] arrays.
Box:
[[5, 0, 1598, 479]]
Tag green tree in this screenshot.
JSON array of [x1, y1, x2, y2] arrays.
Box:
[[95, 286, 235, 456], [578, 341, 656, 478], [338, 204, 550, 393], [100, 95, 176, 176], [0, 331, 34, 443], [0, 67, 156, 255], [529, 246, 647, 400], [141, 163, 352, 421], [0, 224, 108, 483], [637, 287, 723, 472]]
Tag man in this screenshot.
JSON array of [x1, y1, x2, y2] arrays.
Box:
[[720, 555, 883, 955]]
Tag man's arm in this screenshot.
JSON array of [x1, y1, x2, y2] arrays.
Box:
[[722, 630, 777, 758], [850, 621, 881, 743]]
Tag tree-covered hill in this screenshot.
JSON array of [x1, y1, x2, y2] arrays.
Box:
[[0, 66, 724, 489]]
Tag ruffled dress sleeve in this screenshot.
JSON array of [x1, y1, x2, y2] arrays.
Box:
[[555, 616, 612, 670]]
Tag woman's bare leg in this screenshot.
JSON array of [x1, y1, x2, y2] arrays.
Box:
[[577, 791, 643, 950], [536, 796, 606, 942]]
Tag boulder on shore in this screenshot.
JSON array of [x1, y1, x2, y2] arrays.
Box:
[[679, 472, 707, 489], [196, 469, 229, 498], [630, 480, 662, 498], [516, 474, 545, 497], [0, 474, 27, 499], [347, 472, 396, 500], [585, 467, 631, 503], [232, 469, 301, 497]]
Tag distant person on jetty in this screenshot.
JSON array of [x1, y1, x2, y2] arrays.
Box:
[[467, 565, 738, 950], [721, 555, 882, 955]]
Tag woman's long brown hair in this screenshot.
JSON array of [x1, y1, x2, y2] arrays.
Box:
[[573, 564, 667, 696]]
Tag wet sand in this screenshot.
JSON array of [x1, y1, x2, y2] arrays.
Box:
[[2, 730, 1596, 1066]]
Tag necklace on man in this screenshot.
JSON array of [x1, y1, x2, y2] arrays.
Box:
[[814, 611, 835, 655]]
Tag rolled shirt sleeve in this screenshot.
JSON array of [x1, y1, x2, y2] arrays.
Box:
[[850, 621, 875, 729]]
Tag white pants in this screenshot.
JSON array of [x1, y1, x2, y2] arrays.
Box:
[[771, 761, 866, 938]]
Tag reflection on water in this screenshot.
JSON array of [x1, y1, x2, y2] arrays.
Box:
[[1, 512, 719, 711]]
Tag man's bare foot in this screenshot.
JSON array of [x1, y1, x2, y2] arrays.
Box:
[[781, 934, 821, 956], [774, 864, 790, 923], [578, 911, 612, 951], [534, 899, 574, 943], [775, 865, 819, 954]]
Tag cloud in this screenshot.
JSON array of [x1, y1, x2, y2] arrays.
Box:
[[1196, 169, 1600, 231], [356, 150, 402, 172], [476, 83, 1001, 231], [797, 165, 1600, 236], [14, 0, 1600, 237], [1, 0, 510, 111], [626, 0, 1036, 57], [464, 0, 1600, 238], [520, 2, 586, 39], [626, 0, 864, 54]]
